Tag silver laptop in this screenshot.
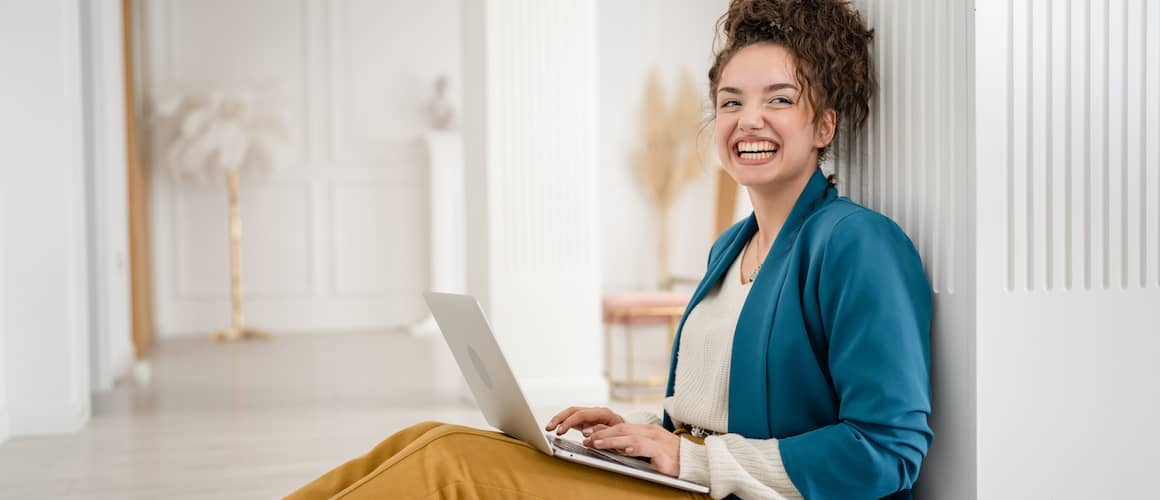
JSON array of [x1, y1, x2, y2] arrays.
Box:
[[423, 292, 709, 494]]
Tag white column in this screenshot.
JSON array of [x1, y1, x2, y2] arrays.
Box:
[[80, 0, 134, 393], [462, 0, 606, 407], [411, 130, 467, 336], [0, 0, 93, 435], [413, 131, 470, 401]]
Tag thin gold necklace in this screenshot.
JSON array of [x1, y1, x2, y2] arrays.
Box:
[[743, 235, 765, 283]]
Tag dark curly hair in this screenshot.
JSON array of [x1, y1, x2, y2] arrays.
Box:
[[708, 0, 875, 162]]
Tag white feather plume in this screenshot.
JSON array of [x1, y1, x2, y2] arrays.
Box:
[[153, 86, 291, 181]]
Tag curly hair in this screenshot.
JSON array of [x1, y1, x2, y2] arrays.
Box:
[[708, 0, 876, 161]]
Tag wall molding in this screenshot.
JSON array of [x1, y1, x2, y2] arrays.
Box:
[[172, 179, 316, 301], [329, 180, 425, 296], [144, 1, 453, 336]]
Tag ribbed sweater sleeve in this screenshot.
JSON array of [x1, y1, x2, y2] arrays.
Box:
[[679, 434, 802, 499]]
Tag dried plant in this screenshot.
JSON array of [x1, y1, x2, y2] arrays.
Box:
[[631, 69, 708, 288]]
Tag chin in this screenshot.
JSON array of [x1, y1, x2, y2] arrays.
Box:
[[726, 165, 780, 188]]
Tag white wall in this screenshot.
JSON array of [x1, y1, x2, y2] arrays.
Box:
[[139, 0, 461, 336], [81, 0, 135, 393], [0, 0, 93, 435], [975, 0, 1160, 496], [598, 0, 733, 292]]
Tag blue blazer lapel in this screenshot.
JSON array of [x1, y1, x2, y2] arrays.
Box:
[[729, 170, 833, 438], [662, 169, 833, 434]]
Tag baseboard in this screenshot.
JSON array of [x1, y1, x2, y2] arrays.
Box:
[[0, 409, 10, 445], [10, 407, 89, 436]]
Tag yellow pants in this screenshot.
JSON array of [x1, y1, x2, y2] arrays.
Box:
[[286, 421, 712, 499]]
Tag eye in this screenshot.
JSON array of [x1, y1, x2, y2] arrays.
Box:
[[719, 99, 740, 109], [768, 96, 793, 105]]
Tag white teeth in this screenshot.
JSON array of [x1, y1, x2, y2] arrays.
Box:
[[738, 151, 774, 160], [736, 141, 777, 152]]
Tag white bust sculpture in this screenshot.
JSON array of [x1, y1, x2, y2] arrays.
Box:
[[426, 75, 455, 130]]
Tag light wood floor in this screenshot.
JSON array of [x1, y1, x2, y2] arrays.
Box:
[[0, 332, 652, 499]]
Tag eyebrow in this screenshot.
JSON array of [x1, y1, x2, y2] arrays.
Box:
[[718, 83, 799, 96]]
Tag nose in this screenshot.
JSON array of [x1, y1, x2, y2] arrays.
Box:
[[738, 105, 763, 131]]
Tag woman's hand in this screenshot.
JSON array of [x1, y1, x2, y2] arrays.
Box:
[[584, 423, 682, 477], [545, 406, 624, 437]]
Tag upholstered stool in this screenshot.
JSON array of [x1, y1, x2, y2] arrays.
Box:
[[602, 291, 690, 401]]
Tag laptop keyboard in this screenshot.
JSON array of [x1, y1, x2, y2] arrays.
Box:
[[548, 434, 657, 472]]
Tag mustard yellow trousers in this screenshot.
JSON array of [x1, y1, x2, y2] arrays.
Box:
[[286, 421, 712, 500]]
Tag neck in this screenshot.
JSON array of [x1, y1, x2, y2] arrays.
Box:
[[745, 168, 818, 251]]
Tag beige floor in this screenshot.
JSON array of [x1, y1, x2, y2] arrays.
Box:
[[0, 332, 659, 499]]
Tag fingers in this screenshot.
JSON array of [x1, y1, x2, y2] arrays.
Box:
[[590, 435, 650, 457], [583, 424, 682, 476], [547, 407, 621, 436], [586, 422, 646, 442], [556, 409, 601, 435], [581, 424, 609, 437], [545, 407, 581, 432]]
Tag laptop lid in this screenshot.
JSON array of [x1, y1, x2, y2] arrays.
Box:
[[422, 292, 553, 455]]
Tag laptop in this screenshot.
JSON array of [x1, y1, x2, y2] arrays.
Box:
[[423, 292, 710, 494]]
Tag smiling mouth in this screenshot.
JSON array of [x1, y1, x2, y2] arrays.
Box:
[[734, 140, 779, 161]]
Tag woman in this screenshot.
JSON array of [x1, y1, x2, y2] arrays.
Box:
[[288, 0, 930, 498]]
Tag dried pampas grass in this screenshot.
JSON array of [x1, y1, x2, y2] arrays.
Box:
[[631, 69, 709, 288]]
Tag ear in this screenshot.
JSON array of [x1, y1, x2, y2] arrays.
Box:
[[813, 108, 837, 149]]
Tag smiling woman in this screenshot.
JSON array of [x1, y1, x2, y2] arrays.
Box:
[[287, 1, 928, 499]]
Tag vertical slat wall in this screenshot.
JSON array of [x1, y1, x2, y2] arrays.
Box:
[[1000, 0, 1158, 293], [974, 0, 1160, 497], [832, 1, 977, 497], [833, 0, 972, 297]]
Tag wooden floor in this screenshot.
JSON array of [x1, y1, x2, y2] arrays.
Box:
[[0, 332, 647, 499]]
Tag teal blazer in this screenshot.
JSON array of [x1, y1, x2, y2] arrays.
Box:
[[662, 169, 933, 499]]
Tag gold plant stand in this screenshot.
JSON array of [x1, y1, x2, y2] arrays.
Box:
[[210, 169, 271, 342]]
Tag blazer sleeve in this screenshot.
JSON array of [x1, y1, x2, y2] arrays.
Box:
[[778, 210, 934, 499]]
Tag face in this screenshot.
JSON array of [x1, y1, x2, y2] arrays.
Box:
[[714, 43, 836, 191]]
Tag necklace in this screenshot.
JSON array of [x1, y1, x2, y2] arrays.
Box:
[[744, 235, 765, 283]]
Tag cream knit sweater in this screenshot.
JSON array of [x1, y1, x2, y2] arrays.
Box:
[[625, 253, 803, 500]]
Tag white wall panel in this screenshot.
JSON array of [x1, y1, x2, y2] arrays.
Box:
[[173, 181, 313, 299], [332, 182, 427, 295], [976, 0, 1160, 497], [142, 0, 458, 335], [0, 0, 92, 435], [166, 0, 309, 150], [334, 0, 461, 162]]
